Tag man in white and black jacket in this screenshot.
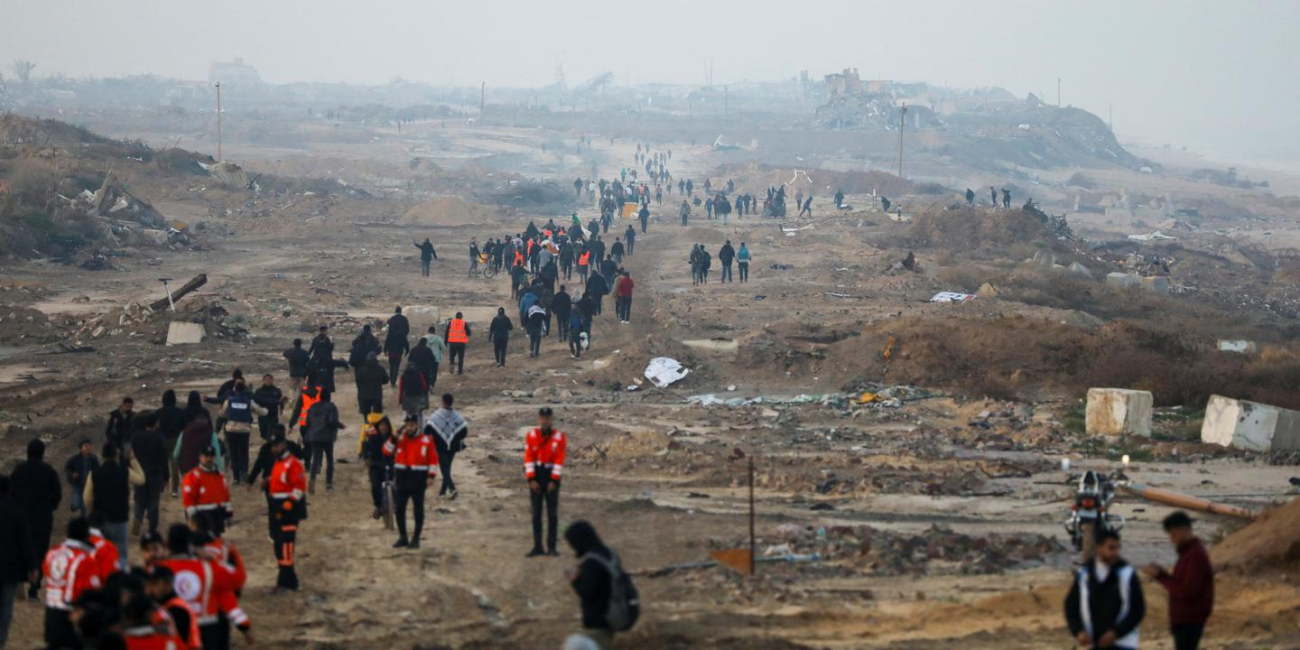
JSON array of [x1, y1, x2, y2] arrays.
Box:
[[1065, 529, 1146, 649]]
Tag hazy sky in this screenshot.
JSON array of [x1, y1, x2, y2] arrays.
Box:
[[2, 0, 1297, 163]]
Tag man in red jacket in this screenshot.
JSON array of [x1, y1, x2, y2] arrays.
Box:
[[613, 270, 634, 324], [1144, 511, 1214, 650], [43, 518, 101, 648], [524, 407, 567, 557]]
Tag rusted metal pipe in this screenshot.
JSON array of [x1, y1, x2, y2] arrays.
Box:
[[1120, 482, 1257, 520]]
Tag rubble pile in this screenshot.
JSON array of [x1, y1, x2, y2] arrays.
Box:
[[70, 296, 248, 345], [768, 524, 1066, 576]]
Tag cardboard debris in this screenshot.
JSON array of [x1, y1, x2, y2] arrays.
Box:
[[930, 292, 975, 303], [644, 357, 690, 388]]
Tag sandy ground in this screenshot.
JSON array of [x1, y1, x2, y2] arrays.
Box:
[[3, 137, 1300, 649]]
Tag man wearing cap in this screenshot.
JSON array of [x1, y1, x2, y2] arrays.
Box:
[[524, 407, 567, 557], [266, 434, 306, 591], [182, 446, 232, 535], [1143, 511, 1214, 650]]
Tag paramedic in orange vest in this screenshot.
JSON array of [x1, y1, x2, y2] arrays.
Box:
[[524, 406, 567, 557], [291, 375, 323, 440], [154, 523, 240, 650], [266, 433, 306, 591], [145, 564, 203, 650], [443, 312, 471, 375], [382, 415, 438, 549], [43, 518, 102, 648], [182, 445, 232, 534], [577, 250, 591, 285]]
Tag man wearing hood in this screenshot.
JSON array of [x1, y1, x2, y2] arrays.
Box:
[[129, 411, 169, 536], [354, 351, 390, 418], [385, 307, 411, 387], [383, 416, 437, 549], [425, 393, 468, 500], [11, 438, 60, 599], [155, 389, 187, 495], [563, 520, 618, 650], [489, 307, 514, 368], [349, 325, 381, 369]]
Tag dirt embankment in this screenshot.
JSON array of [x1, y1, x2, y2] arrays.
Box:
[[1213, 497, 1300, 574]]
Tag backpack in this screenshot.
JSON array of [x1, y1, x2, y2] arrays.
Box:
[[582, 551, 640, 632]]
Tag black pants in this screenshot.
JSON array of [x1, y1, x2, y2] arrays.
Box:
[[449, 343, 466, 374], [556, 312, 570, 340], [493, 336, 508, 366], [1172, 624, 1205, 650], [257, 415, 278, 440], [395, 486, 426, 542], [627, 239, 635, 254], [739, 262, 749, 282], [227, 430, 251, 483], [308, 441, 334, 486], [433, 436, 460, 495], [562, 261, 573, 279], [530, 475, 560, 552], [200, 621, 227, 650], [616, 297, 632, 321], [271, 500, 299, 589], [388, 356, 401, 386], [368, 464, 386, 509], [529, 330, 542, 356], [593, 296, 603, 315], [358, 395, 383, 418], [133, 482, 162, 533], [45, 607, 79, 649], [721, 263, 733, 282]]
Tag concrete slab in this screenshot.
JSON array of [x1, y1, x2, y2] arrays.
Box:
[[1086, 388, 1153, 436], [1141, 276, 1171, 295], [166, 321, 205, 346], [1106, 272, 1140, 289], [1201, 395, 1300, 452]]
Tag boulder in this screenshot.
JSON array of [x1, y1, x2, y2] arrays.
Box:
[[1141, 276, 1171, 295], [1066, 262, 1094, 280], [1201, 395, 1300, 452], [166, 321, 205, 346], [1085, 388, 1153, 437]]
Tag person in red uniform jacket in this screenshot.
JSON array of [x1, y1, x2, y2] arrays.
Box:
[[383, 416, 438, 549], [182, 446, 232, 534], [154, 523, 241, 650], [146, 565, 202, 650], [86, 512, 123, 582], [195, 514, 253, 647], [524, 406, 567, 557], [266, 434, 306, 591], [1143, 511, 1215, 650], [122, 593, 188, 650], [43, 518, 102, 648]]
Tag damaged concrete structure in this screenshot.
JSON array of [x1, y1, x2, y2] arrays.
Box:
[[1201, 395, 1300, 452], [165, 321, 205, 346], [1085, 388, 1153, 437]]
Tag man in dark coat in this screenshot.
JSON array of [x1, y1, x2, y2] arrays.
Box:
[[0, 474, 37, 646], [354, 352, 389, 417], [11, 438, 60, 599], [130, 411, 169, 536]]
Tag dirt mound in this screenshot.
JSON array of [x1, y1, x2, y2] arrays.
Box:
[[1212, 498, 1300, 573], [908, 207, 1057, 251], [399, 197, 507, 227]]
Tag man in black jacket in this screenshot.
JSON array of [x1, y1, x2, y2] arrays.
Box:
[[385, 307, 411, 386], [1065, 530, 1146, 650], [489, 308, 514, 368], [254, 374, 286, 440], [586, 271, 608, 316], [64, 440, 99, 517], [0, 475, 37, 646], [130, 412, 168, 537], [283, 338, 311, 395], [105, 397, 135, 446], [155, 390, 187, 496], [354, 352, 389, 417], [408, 338, 436, 393], [718, 240, 736, 283], [86, 442, 142, 570], [553, 286, 573, 342], [11, 438, 60, 599]]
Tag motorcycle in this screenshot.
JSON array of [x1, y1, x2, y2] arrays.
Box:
[[1064, 467, 1127, 560]]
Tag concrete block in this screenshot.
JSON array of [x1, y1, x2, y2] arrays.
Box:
[[1201, 395, 1300, 452], [1216, 340, 1256, 354], [1141, 276, 1171, 295], [1106, 272, 1140, 289], [402, 306, 441, 328], [166, 321, 205, 346], [1086, 388, 1153, 436]]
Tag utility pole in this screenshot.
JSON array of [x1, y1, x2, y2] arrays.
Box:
[[214, 82, 222, 161], [896, 103, 907, 180], [748, 457, 756, 575]]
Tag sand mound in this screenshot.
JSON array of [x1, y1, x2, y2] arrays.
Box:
[[1212, 497, 1300, 572], [908, 207, 1055, 250], [399, 197, 505, 227]]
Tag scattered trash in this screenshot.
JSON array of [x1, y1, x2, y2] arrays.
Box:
[[644, 357, 690, 388], [929, 292, 976, 303], [1217, 340, 1257, 354]]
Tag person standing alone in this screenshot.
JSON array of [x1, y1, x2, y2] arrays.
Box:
[[1143, 512, 1214, 650], [524, 407, 567, 557]]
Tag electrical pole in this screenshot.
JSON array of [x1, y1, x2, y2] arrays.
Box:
[[896, 103, 907, 180], [214, 82, 222, 161]]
